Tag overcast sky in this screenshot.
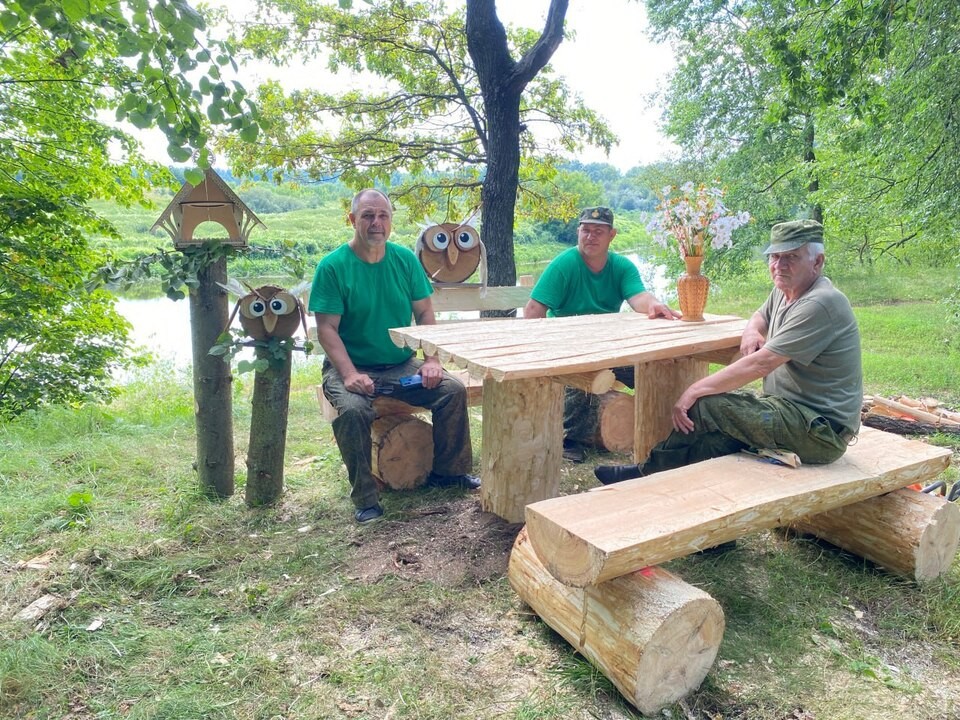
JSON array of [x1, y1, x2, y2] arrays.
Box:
[[136, 0, 677, 172]]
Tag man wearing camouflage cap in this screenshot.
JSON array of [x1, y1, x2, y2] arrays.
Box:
[[524, 206, 681, 463], [595, 219, 862, 484]]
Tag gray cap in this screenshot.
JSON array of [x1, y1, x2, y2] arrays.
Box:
[[763, 219, 824, 254]]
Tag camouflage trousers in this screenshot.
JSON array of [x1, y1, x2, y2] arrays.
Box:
[[322, 358, 473, 509], [564, 365, 635, 445], [640, 391, 851, 475]]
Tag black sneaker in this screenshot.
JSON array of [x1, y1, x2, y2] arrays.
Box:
[[355, 504, 384, 524], [593, 463, 644, 485], [562, 441, 586, 464], [426, 472, 481, 490]]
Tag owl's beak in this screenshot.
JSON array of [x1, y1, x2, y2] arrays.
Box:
[[445, 242, 459, 268], [263, 313, 278, 334]]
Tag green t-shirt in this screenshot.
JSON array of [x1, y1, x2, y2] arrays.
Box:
[[760, 275, 863, 432], [308, 242, 433, 367], [529, 247, 646, 317]]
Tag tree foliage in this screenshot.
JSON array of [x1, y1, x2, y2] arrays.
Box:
[[223, 0, 614, 285], [644, 0, 960, 269], [0, 0, 258, 418]]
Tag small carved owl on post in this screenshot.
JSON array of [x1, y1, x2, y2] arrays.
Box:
[[221, 282, 308, 340], [415, 216, 486, 284]]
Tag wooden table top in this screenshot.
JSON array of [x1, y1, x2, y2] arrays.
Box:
[[389, 313, 747, 382]]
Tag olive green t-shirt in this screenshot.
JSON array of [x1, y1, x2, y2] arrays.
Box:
[[530, 247, 646, 317], [760, 275, 863, 432], [308, 242, 432, 367]]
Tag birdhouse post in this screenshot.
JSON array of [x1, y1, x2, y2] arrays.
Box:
[[152, 169, 265, 498]]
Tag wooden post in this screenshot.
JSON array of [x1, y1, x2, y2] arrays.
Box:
[[509, 528, 724, 715], [189, 255, 234, 498], [245, 347, 292, 506], [593, 390, 634, 453], [633, 357, 708, 462], [481, 377, 562, 523]]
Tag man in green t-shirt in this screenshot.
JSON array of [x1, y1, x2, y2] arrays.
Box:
[[595, 219, 863, 486], [309, 189, 479, 524], [523, 206, 680, 462]]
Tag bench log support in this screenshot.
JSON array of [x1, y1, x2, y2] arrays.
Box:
[[790, 487, 960, 583], [509, 528, 724, 716]]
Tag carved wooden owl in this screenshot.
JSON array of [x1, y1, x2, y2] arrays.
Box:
[[416, 222, 483, 283], [236, 285, 304, 340]]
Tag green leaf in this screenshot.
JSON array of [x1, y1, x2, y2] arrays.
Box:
[[0, 10, 21, 32], [60, 0, 87, 22], [184, 168, 204, 186], [239, 123, 259, 143], [167, 143, 192, 163]]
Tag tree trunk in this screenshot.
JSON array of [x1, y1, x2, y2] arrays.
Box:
[[245, 347, 291, 507], [508, 527, 724, 715], [189, 256, 234, 498], [789, 488, 960, 583], [466, 0, 569, 299], [371, 414, 434, 490]]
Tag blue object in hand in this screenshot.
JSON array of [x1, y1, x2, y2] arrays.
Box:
[[398, 375, 422, 387]]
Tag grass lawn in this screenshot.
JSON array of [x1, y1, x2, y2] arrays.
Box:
[[1, 264, 959, 719]]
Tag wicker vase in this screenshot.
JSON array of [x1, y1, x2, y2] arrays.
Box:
[[677, 254, 709, 322]]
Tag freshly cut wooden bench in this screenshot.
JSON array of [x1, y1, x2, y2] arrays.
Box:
[[525, 426, 954, 587], [510, 427, 956, 714]]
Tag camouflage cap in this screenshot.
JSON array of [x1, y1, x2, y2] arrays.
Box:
[[763, 219, 824, 254], [578, 206, 614, 226]]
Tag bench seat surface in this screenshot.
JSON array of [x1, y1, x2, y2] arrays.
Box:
[[525, 427, 953, 587]]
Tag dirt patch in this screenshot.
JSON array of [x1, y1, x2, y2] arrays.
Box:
[[345, 496, 521, 586]]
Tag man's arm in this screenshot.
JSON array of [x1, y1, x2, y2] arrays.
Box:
[[315, 312, 375, 396], [410, 296, 443, 389], [671, 347, 790, 433], [523, 298, 549, 319], [740, 311, 769, 355], [626, 291, 682, 320]]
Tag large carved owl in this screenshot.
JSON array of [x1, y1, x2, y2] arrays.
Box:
[[234, 284, 305, 340], [416, 221, 485, 284]]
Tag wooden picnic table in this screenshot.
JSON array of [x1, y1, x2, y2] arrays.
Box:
[[390, 312, 748, 522]]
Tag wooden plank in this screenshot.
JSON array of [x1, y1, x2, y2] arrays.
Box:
[[525, 427, 953, 587], [429, 284, 532, 312]]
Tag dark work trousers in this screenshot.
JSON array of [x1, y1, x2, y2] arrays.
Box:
[[564, 365, 635, 446], [641, 391, 852, 475], [322, 358, 473, 510]]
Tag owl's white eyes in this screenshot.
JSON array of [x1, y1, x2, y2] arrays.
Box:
[[246, 299, 267, 317], [456, 228, 479, 250], [426, 228, 451, 250], [269, 293, 296, 315]]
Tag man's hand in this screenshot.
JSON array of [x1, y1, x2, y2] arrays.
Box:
[[740, 327, 766, 356], [647, 301, 682, 320], [419, 356, 444, 389], [343, 370, 375, 396], [671, 387, 699, 434]]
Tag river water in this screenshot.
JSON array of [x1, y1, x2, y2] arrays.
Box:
[[113, 255, 670, 376]]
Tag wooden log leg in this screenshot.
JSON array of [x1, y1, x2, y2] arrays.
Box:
[[633, 358, 708, 463], [371, 414, 434, 490], [481, 377, 562, 523], [508, 528, 724, 715], [789, 488, 960, 583], [593, 390, 634, 454]]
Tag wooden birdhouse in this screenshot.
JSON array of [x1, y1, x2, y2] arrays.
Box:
[[152, 168, 265, 249]]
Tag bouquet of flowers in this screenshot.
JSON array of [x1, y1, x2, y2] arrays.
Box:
[[648, 182, 750, 258]]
